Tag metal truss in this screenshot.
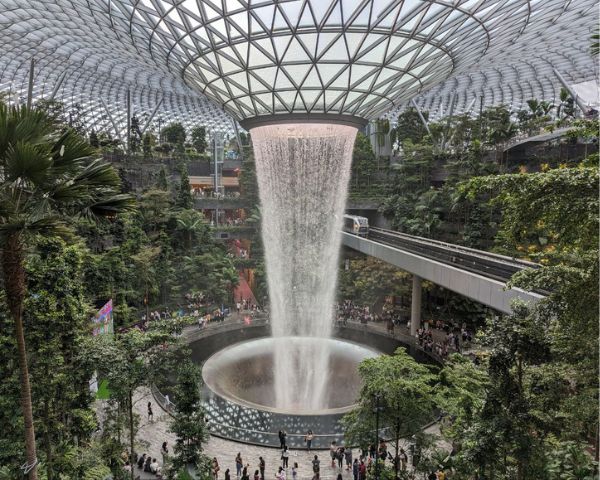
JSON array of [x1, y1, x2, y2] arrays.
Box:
[[0, 0, 597, 135]]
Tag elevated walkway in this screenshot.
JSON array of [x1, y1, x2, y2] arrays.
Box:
[[342, 228, 544, 314]]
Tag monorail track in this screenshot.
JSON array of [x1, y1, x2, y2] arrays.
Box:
[[367, 227, 540, 285]]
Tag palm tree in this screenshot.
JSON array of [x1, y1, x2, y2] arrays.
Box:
[[538, 100, 555, 116], [526, 99, 542, 117], [0, 102, 134, 479], [176, 209, 208, 250]]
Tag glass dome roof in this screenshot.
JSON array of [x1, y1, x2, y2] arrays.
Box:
[[0, 0, 597, 132]]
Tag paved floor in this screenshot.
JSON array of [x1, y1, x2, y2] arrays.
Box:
[[114, 318, 456, 478], [131, 387, 446, 480]]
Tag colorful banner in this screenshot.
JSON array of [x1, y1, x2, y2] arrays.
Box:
[[92, 299, 113, 336]]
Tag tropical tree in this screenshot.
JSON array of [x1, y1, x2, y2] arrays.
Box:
[[84, 326, 179, 480], [176, 163, 194, 210], [191, 126, 208, 154], [342, 348, 436, 477], [169, 360, 210, 474], [131, 245, 161, 320], [0, 102, 133, 479], [176, 209, 209, 251]]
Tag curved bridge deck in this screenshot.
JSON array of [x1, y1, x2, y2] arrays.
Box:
[[342, 228, 544, 314]]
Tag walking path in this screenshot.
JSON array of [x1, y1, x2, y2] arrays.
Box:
[[132, 386, 447, 480], [111, 315, 457, 478]]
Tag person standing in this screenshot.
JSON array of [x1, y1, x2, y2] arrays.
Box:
[[336, 447, 344, 469], [276, 466, 286, 480], [236, 453, 243, 477], [278, 430, 287, 449], [254, 470, 260, 480], [225, 469, 231, 480], [147, 402, 153, 422], [352, 459, 359, 480], [399, 448, 408, 471], [212, 458, 220, 480], [344, 448, 352, 470], [281, 446, 289, 469], [359, 460, 366, 480], [305, 430, 314, 452], [259, 456, 266, 480], [312, 455, 320, 476]]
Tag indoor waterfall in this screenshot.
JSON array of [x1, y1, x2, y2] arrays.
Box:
[[251, 123, 358, 411]]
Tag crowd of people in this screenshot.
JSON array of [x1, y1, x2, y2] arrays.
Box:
[[207, 434, 449, 480], [192, 187, 241, 199], [335, 300, 476, 360], [416, 320, 473, 359]]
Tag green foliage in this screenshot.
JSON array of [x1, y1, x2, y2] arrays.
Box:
[[169, 361, 209, 472], [0, 102, 135, 234], [191, 126, 207, 154], [90, 130, 100, 148], [142, 132, 154, 159], [157, 165, 169, 190], [162, 122, 186, 145], [342, 348, 436, 452], [436, 354, 489, 438], [352, 132, 378, 181], [444, 162, 598, 479], [177, 163, 194, 209], [458, 166, 599, 256], [338, 257, 409, 306], [393, 107, 430, 144], [176, 209, 210, 251], [129, 115, 142, 153]]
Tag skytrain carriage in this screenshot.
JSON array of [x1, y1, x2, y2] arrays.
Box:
[[343, 214, 369, 237]]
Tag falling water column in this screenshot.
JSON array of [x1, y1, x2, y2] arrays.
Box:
[[249, 122, 358, 411]]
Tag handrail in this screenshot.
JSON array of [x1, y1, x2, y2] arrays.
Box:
[[369, 227, 538, 269]]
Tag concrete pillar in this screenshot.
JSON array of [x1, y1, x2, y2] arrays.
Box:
[[410, 274, 422, 337]]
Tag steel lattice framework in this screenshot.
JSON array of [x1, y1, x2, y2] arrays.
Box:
[[0, 0, 597, 135]]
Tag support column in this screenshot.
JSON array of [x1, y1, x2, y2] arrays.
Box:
[[410, 274, 422, 337]]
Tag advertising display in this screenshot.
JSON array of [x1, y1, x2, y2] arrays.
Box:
[[92, 299, 113, 336]]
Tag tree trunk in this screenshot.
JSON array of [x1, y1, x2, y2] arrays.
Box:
[[2, 233, 39, 480], [44, 398, 53, 480], [128, 390, 135, 480], [394, 418, 400, 480]]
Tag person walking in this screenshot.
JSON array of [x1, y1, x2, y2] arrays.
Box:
[[147, 402, 153, 422], [291, 463, 298, 480], [236, 453, 244, 477], [225, 469, 231, 480], [281, 446, 289, 469], [259, 456, 266, 480], [254, 470, 260, 480], [330, 441, 337, 468]]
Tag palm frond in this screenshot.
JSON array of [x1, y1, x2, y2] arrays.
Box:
[[4, 141, 52, 185], [74, 158, 122, 189], [79, 193, 137, 220]]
